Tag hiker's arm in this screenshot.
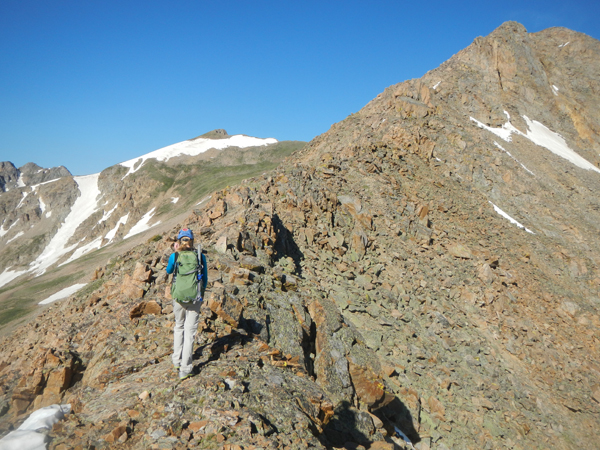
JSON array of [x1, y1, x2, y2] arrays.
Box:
[[166, 253, 176, 274]]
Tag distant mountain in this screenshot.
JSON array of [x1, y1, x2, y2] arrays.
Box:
[[0, 131, 305, 309], [1, 22, 600, 450], [0, 162, 72, 193]]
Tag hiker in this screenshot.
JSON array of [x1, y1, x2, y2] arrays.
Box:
[[166, 228, 208, 380]]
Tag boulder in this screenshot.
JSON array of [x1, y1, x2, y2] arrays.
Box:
[[129, 300, 162, 319], [208, 288, 243, 327]]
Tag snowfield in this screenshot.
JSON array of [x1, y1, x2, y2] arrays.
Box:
[[0, 404, 71, 449], [119, 134, 278, 178], [489, 202, 534, 234], [471, 111, 600, 174], [29, 174, 101, 276], [39, 283, 87, 305], [124, 207, 159, 239]]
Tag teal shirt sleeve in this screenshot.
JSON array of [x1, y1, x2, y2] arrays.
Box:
[[166, 253, 176, 274]]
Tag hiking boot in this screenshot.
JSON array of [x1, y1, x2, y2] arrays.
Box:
[[179, 373, 192, 381]]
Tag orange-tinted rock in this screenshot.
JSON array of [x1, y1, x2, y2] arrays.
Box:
[[208, 288, 243, 327]]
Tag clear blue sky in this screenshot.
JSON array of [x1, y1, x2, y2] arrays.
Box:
[[1, 1, 598, 176]]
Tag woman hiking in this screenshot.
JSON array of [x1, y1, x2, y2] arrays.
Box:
[[166, 228, 208, 380]]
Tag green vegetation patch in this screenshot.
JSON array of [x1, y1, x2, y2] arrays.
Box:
[[0, 271, 85, 327], [0, 233, 48, 271], [0, 303, 30, 327], [172, 141, 305, 209], [75, 277, 105, 300]]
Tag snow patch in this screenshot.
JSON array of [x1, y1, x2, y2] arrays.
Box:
[[521, 115, 600, 173], [0, 219, 18, 238], [123, 208, 159, 239], [197, 195, 212, 206], [39, 284, 87, 305], [489, 202, 534, 234], [16, 174, 25, 188], [6, 231, 24, 244], [60, 237, 103, 266], [31, 178, 61, 189], [104, 213, 129, 242], [471, 112, 600, 174], [552, 85, 559, 96], [0, 268, 28, 289], [120, 135, 278, 178], [16, 191, 29, 209], [171, 197, 179, 204], [0, 404, 71, 449], [38, 196, 46, 214], [559, 41, 570, 48], [29, 174, 101, 276], [432, 81, 441, 90], [99, 204, 118, 223], [493, 142, 535, 176], [470, 112, 519, 141]]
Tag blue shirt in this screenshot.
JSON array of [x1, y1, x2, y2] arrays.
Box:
[[166, 251, 208, 290]]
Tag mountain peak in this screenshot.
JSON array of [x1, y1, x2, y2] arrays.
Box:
[[193, 129, 229, 140], [492, 20, 528, 35], [0, 161, 19, 192]]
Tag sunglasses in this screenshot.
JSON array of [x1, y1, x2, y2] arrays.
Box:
[[180, 237, 192, 243]]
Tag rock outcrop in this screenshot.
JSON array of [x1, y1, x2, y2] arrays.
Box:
[[0, 161, 71, 192], [0, 162, 20, 192]]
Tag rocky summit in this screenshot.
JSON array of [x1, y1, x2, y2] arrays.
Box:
[[1, 21, 600, 450]]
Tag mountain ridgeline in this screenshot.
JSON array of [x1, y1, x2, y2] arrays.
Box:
[[0, 133, 305, 323], [1, 22, 600, 449]]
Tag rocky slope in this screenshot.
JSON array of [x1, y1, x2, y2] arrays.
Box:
[[1, 22, 600, 450]]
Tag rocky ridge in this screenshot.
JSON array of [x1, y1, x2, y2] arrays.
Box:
[[0, 161, 75, 238], [1, 22, 600, 450], [0, 162, 72, 193]]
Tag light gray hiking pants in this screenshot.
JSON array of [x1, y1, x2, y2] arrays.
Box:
[[172, 299, 201, 378]]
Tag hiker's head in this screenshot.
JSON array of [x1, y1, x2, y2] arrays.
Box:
[[177, 228, 194, 249]]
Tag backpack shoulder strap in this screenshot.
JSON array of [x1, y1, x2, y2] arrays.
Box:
[[196, 244, 203, 269], [173, 252, 179, 276]]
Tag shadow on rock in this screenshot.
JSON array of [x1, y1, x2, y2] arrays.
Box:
[[191, 330, 252, 372], [271, 214, 304, 277], [317, 397, 420, 449], [318, 400, 375, 448], [373, 396, 421, 445]]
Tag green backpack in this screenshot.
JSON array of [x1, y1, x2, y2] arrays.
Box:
[[171, 246, 204, 304]]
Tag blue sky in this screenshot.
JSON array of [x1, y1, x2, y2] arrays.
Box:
[[1, 1, 598, 176]]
